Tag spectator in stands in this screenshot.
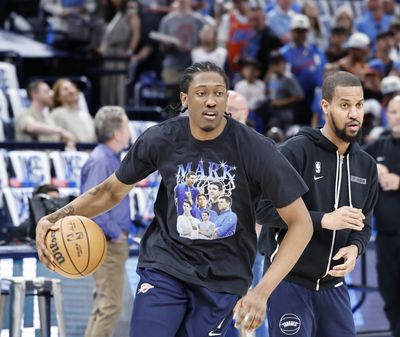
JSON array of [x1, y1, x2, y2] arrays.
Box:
[[361, 98, 383, 143], [301, 1, 327, 49], [310, 62, 340, 128], [374, 30, 395, 76], [158, 0, 205, 87], [363, 60, 385, 102], [280, 14, 326, 124], [15, 80, 76, 144], [338, 32, 370, 80], [226, 90, 249, 125], [50, 79, 96, 143], [244, 5, 282, 79], [382, 0, 398, 16], [98, 0, 141, 106], [389, 19, 400, 61], [333, 5, 354, 36], [82, 106, 132, 337], [191, 23, 227, 69], [264, 51, 303, 131], [41, 0, 98, 49], [217, 0, 252, 76], [234, 57, 266, 112], [363, 95, 400, 337], [355, 0, 393, 42], [380, 75, 400, 125], [267, 0, 295, 44], [325, 25, 349, 63]]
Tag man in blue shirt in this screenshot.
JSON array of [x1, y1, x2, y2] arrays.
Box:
[[215, 195, 237, 238], [174, 171, 199, 215], [81, 106, 132, 337], [355, 0, 393, 43], [193, 193, 217, 222]]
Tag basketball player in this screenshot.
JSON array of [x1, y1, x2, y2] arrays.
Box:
[[36, 62, 313, 336], [257, 71, 379, 337], [81, 106, 132, 337]]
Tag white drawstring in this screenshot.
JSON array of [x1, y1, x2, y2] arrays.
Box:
[[346, 155, 353, 207]]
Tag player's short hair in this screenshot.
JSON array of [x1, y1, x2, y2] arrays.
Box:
[[94, 106, 127, 143], [219, 195, 232, 205], [209, 181, 223, 191], [27, 80, 46, 100], [180, 62, 229, 94], [322, 71, 362, 103], [186, 171, 196, 179]]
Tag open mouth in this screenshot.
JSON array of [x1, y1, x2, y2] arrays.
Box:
[[346, 121, 360, 132], [203, 110, 217, 120]]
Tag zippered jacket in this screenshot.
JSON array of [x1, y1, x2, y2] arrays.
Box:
[[257, 127, 379, 290]]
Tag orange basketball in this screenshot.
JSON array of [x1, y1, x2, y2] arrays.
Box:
[[45, 215, 107, 279]]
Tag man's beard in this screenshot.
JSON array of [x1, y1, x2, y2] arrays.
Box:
[[332, 115, 362, 143]]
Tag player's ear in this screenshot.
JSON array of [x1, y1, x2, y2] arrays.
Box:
[[180, 92, 188, 107], [321, 99, 329, 115]]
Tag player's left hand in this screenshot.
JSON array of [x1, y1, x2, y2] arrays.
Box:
[[233, 287, 267, 332], [328, 244, 358, 277]]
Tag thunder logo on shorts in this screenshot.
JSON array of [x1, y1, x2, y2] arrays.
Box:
[[174, 160, 238, 240]]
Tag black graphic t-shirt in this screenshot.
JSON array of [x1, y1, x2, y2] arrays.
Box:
[[116, 116, 308, 295]]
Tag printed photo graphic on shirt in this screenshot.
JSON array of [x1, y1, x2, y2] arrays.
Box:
[[174, 160, 238, 240]]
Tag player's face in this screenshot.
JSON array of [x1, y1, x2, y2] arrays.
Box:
[[387, 98, 400, 130], [186, 174, 196, 186], [198, 195, 207, 208], [183, 202, 191, 214], [218, 198, 229, 211], [323, 86, 364, 143], [181, 71, 228, 141], [208, 185, 221, 200]]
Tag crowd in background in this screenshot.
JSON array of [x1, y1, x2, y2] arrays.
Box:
[[1, 0, 400, 145]]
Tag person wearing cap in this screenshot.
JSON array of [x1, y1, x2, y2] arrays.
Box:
[[362, 99, 383, 143], [355, 0, 393, 42], [338, 32, 370, 79], [363, 95, 400, 337], [380, 75, 400, 124], [279, 13, 326, 124], [363, 59, 385, 102]]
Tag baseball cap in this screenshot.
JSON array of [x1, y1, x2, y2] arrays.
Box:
[[345, 32, 370, 49], [291, 14, 310, 30], [363, 99, 382, 119], [365, 59, 385, 76], [381, 76, 400, 95]]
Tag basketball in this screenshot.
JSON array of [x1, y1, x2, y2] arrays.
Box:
[[45, 215, 107, 279]]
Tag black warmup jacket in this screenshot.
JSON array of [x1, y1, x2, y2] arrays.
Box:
[[363, 132, 400, 235], [257, 127, 379, 290]]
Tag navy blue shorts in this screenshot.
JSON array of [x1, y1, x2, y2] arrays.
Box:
[[267, 280, 356, 337], [130, 268, 239, 337]]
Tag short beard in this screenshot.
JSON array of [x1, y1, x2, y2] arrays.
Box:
[[332, 116, 362, 143]]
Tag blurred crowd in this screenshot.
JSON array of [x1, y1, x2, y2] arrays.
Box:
[[1, 0, 400, 144]]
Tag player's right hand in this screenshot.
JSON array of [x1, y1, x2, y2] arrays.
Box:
[[321, 206, 365, 231], [35, 217, 60, 271]]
